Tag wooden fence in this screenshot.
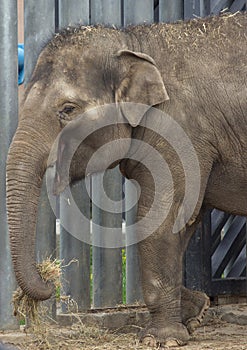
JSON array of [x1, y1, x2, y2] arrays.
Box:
[[0, 0, 246, 330]]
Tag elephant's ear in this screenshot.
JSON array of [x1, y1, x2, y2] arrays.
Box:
[[115, 50, 169, 127]]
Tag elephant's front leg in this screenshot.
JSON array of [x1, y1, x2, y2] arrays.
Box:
[[138, 228, 190, 347]]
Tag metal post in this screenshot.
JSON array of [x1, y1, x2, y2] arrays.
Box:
[[90, 0, 121, 25], [122, 1, 156, 305], [24, 1, 55, 83], [0, 0, 19, 330], [92, 169, 123, 307], [123, 0, 154, 26], [60, 181, 91, 311], [59, 0, 90, 28], [58, 0, 91, 312], [246, 219, 247, 301], [200, 0, 211, 17], [210, 0, 232, 14], [159, 0, 184, 22], [24, 0, 56, 319], [90, 0, 123, 308], [125, 180, 143, 304]]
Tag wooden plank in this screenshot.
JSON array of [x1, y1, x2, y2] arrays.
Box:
[[159, 0, 184, 22], [60, 181, 91, 311], [92, 169, 123, 307], [90, 0, 121, 26], [123, 0, 154, 26], [24, 0, 57, 319], [58, 2, 91, 311], [59, 0, 90, 28], [0, 0, 19, 331]]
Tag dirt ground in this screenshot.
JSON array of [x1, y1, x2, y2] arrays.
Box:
[[1, 318, 247, 350]]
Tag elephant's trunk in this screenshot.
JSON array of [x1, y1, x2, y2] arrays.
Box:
[[6, 120, 55, 300]]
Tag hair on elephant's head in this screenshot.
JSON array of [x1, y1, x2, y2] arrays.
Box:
[[6, 26, 169, 301]]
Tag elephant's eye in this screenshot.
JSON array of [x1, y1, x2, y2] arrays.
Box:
[[62, 105, 76, 114], [58, 105, 76, 126]]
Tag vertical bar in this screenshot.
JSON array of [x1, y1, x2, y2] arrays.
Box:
[[24, 0, 56, 318], [58, 0, 91, 311], [210, 0, 232, 14], [125, 180, 143, 304], [201, 210, 214, 295], [122, 1, 154, 306], [246, 219, 247, 300], [184, 0, 202, 19], [200, 0, 211, 16], [92, 169, 123, 307], [230, 0, 246, 12], [0, 0, 19, 330], [60, 181, 91, 311], [123, 0, 154, 26], [184, 228, 203, 291], [90, 1, 123, 308], [159, 0, 184, 22], [154, 0, 159, 22], [24, 0, 55, 83], [90, 0, 121, 26], [59, 0, 90, 27]]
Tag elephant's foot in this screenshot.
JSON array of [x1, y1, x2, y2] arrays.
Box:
[[181, 287, 210, 334], [140, 322, 189, 348]]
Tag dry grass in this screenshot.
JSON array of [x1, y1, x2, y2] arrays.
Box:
[[10, 259, 149, 349], [12, 259, 62, 326]]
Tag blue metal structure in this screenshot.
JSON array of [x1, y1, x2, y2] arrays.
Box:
[[18, 44, 24, 85]]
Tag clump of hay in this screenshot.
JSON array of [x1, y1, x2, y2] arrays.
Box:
[[12, 258, 62, 325]]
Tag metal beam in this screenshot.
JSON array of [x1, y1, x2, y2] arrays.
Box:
[[159, 0, 184, 22], [91, 0, 121, 26], [60, 181, 91, 311], [24, 0, 55, 83], [123, 0, 154, 26], [58, 0, 91, 313], [92, 169, 123, 308], [211, 0, 232, 14], [230, 0, 246, 12], [125, 180, 143, 304], [0, 0, 18, 330], [24, 0, 56, 319], [59, 0, 90, 28]]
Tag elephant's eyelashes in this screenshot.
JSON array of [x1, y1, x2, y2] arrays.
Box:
[[62, 106, 76, 114], [58, 105, 76, 126]]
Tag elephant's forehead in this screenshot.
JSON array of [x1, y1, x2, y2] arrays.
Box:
[[45, 80, 86, 103]]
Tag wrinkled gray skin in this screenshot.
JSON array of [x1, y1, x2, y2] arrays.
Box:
[[0, 343, 18, 350], [6, 13, 247, 347]]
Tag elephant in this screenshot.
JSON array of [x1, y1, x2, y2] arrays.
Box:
[[6, 12, 247, 348], [0, 343, 19, 350]]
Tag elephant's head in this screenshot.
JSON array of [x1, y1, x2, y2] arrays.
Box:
[[6, 27, 169, 300]]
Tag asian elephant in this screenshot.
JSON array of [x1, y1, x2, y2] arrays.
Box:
[[6, 13, 247, 348]]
